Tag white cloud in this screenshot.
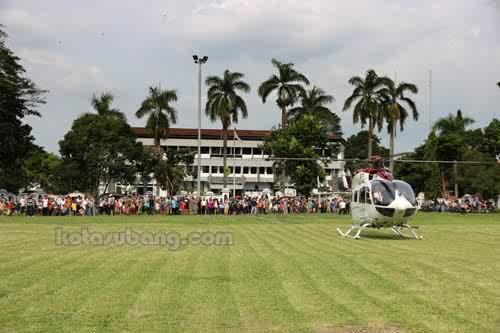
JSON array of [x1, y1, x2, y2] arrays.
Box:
[[0, 0, 499, 153]]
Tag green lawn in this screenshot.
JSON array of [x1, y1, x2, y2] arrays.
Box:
[[0, 213, 499, 332]]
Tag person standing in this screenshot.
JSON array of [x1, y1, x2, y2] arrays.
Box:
[[338, 199, 347, 215]]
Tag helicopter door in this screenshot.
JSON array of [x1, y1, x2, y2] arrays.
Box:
[[358, 187, 368, 220]]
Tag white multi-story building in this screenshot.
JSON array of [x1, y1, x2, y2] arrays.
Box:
[[131, 127, 346, 196]]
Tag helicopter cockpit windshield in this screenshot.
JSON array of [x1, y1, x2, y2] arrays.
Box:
[[371, 179, 417, 207], [393, 180, 417, 206], [371, 180, 396, 206]]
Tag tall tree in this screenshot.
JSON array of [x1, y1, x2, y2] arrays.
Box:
[[0, 25, 47, 192], [136, 86, 178, 148], [91, 92, 125, 121], [258, 58, 309, 128], [261, 115, 339, 195], [59, 113, 144, 197], [432, 110, 475, 196], [379, 79, 419, 171], [343, 69, 388, 158], [205, 70, 250, 187], [288, 86, 342, 136]]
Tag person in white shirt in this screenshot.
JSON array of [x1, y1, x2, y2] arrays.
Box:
[[338, 200, 347, 215]]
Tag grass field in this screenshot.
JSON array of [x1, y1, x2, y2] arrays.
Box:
[[0, 213, 499, 333]]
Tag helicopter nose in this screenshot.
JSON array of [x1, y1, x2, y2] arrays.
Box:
[[389, 195, 412, 218]]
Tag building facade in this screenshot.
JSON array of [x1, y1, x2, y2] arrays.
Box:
[[131, 127, 347, 196]]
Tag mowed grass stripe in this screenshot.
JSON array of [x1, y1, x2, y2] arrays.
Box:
[[170, 246, 241, 332], [72, 246, 178, 332], [116, 245, 206, 331], [259, 225, 411, 330], [19, 246, 152, 332], [279, 224, 449, 332], [311, 224, 500, 285], [244, 225, 360, 324], [227, 227, 303, 332], [0, 245, 124, 330], [310, 224, 500, 294], [289, 224, 493, 332]]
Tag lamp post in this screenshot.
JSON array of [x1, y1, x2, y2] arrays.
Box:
[[193, 55, 208, 196]]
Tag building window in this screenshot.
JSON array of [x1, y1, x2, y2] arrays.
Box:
[[243, 167, 249, 174], [201, 146, 209, 154], [266, 167, 273, 174], [219, 166, 224, 174], [259, 167, 265, 174], [250, 167, 257, 174], [211, 166, 218, 174], [229, 166, 233, 174], [202, 166, 209, 173], [211, 147, 220, 155], [253, 148, 262, 155], [243, 147, 251, 155], [235, 166, 241, 174]]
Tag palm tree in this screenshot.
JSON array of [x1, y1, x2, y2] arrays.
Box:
[[205, 70, 250, 187], [432, 109, 474, 196], [288, 86, 341, 134], [433, 109, 474, 135], [136, 86, 178, 148], [258, 59, 309, 128], [343, 69, 389, 158], [91, 93, 125, 120], [379, 79, 419, 171]]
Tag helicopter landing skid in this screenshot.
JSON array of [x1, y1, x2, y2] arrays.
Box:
[[336, 223, 372, 239], [390, 224, 423, 240]]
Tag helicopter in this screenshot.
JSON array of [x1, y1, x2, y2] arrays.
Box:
[[336, 156, 422, 240]]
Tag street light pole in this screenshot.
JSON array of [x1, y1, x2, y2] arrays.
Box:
[[193, 55, 208, 196]]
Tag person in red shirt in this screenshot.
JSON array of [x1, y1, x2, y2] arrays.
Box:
[[6, 198, 14, 216]]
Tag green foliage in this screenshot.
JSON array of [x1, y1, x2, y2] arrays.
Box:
[[136, 86, 178, 147], [481, 118, 500, 156], [343, 69, 389, 157], [422, 132, 441, 199], [142, 146, 195, 195], [288, 86, 342, 136], [0, 25, 47, 192], [22, 150, 65, 193], [261, 115, 338, 195], [457, 149, 500, 199], [343, 131, 389, 171], [59, 113, 144, 195], [258, 58, 309, 127], [91, 92, 126, 121], [397, 115, 500, 199]]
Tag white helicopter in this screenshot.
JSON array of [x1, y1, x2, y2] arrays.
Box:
[[336, 156, 422, 240]]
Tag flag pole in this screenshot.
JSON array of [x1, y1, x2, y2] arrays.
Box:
[[233, 127, 236, 198]]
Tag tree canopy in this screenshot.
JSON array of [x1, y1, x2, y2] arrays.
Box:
[[261, 115, 339, 195], [0, 25, 47, 192], [59, 113, 144, 196]]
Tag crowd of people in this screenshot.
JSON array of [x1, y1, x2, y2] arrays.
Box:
[[420, 195, 496, 213], [0, 193, 351, 217]]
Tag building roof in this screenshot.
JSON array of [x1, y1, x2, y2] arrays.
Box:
[[131, 127, 343, 142]]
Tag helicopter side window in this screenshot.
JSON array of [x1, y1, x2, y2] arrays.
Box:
[[359, 187, 366, 204], [352, 190, 358, 203], [365, 190, 372, 204]]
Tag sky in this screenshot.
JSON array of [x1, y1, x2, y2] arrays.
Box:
[[1, 0, 499, 154]]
